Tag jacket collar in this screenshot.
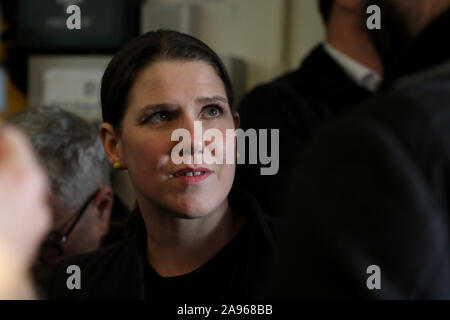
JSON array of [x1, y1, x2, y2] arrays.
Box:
[[323, 43, 382, 92], [382, 8, 450, 89], [299, 44, 363, 94], [299, 45, 372, 108]]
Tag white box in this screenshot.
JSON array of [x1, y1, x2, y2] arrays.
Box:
[[140, 3, 201, 37], [28, 55, 112, 122]]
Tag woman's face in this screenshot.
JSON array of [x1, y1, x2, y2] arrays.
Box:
[[114, 60, 238, 218]]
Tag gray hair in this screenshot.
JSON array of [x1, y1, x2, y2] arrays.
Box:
[[8, 106, 110, 209]]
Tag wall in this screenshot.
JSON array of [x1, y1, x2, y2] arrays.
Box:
[[144, 0, 324, 92], [286, 0, 325, 70]]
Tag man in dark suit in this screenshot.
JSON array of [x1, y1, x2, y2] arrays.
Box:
[[235, 0, 382, 216], [269, 0, 450, 299]]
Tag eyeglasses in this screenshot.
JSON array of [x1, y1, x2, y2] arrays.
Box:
[[39, 190, 98, 262]]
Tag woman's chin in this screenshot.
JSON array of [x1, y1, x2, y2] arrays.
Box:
[[149, 187, 230, 219], [172, 204, 214, 219], [167, 197, 220, 219]]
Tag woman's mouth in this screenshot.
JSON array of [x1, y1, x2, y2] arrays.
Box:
[[170, 167, 212, 184]]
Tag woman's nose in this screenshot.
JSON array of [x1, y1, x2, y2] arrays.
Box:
[[176, 117, 206, 163]]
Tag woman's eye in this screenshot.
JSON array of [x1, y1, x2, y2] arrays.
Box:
[[203, 105, 223, 118], [144, 111, 170, 123]]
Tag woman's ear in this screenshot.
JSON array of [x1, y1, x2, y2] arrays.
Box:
[[233, 111, 240, 129], [99, 123, 125, 167]]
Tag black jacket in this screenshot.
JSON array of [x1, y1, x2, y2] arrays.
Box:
[[268, 9, 450, 299], [235, 45, 372, 216], [46, 189, 277, 300]]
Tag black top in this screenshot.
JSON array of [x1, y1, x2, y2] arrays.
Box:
[[144, 223, 250, 301], [46, 188, 277, 300], [235, 45, 372, 216], [268, 9, 450, 299]]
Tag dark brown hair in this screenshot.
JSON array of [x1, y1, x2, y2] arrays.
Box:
[[101, 29, 234, 130]]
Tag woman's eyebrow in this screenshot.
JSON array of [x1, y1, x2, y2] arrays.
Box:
[[195, 96, 228, 105], [137, 96, 227, 115], [139, 103, 178, 113]]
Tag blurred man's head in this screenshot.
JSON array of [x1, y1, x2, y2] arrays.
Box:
[[8, 106, 113, 267], [364, 0, 450, 69], [320, 0, 383, 75]]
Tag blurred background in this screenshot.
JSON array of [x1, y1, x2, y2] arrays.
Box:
[[0, 0, 325, 208]]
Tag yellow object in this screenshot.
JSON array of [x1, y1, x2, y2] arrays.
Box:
[[7, 80, 27, 115], [0, 76, 27, 118], [113, 162, 122, 170]]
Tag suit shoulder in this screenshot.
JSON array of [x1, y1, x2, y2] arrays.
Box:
[[60, 240, 128, 269], [46, 240, 130, 299]]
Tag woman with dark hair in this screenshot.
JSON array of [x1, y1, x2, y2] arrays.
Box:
[[47, 30, 277, 300]]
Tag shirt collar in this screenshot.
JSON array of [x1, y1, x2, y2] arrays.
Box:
[[324, 43, 382, 92]]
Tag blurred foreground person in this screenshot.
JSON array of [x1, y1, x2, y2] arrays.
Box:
[[236, 0, 382, 216], [269, 0, 450, 298], [8, 106, 128, 287], [0, 125, 50, 299]]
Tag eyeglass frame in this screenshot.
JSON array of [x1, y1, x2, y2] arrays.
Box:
[[39, 190, 99, 260]]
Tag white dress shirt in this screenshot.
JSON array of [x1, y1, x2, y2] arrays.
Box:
[[324, 43, 382, 92]]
